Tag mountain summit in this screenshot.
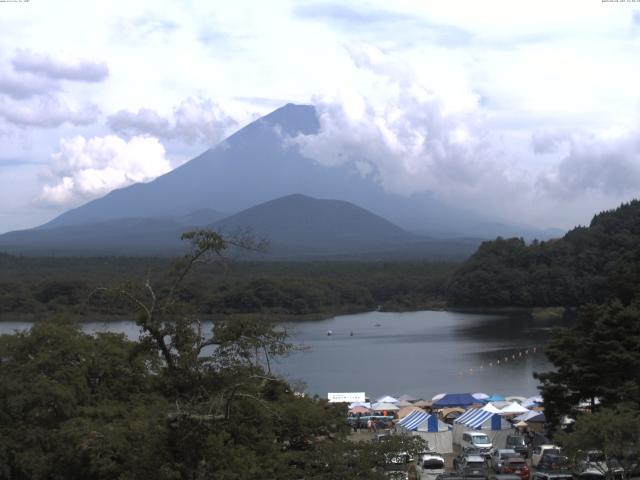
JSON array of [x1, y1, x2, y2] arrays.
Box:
[[4, 103, 560, 255]]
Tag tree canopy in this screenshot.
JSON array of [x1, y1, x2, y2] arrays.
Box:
[[448, 200, 640, 307], [0, 230, 427, 479]]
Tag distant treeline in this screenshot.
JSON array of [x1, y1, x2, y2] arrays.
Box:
[[448, 200, 640, 307], [0, 255, 456, 320]]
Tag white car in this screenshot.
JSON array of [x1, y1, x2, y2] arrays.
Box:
[[416, 452, 445, 480], [531, 445, 561, 468], [461, 431, 493, 455]]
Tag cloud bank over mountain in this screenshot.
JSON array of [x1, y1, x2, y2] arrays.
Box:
[[108, 97, 237, 145], [1, 0, 640, 232], [37, 135, 171, 207]]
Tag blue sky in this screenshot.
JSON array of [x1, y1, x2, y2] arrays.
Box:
[[1, 0, 640, 233]]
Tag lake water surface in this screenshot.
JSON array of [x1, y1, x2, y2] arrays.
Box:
[[0, 310, 569, 400]]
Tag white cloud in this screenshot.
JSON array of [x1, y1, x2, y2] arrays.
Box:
[[12, 49, 109, 82], [37, 134, 171, 207], [0, 96, 99, 128], [291, 45, 524, 207], [0, 69, 57, 99], [108, 97, 237, 145]]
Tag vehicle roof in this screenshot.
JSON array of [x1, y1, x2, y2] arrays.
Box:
[[537, 473, 574, 479], [498, 449, 517, 454], [466, 455, 486, 462], [540, 445, 560, 449], [420, 453, 445, 460], [469, 432, 489, 436]]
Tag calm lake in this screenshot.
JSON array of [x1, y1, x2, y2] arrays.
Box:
[[0, 310, 570, 400]]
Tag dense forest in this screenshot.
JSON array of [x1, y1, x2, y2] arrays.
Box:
[[448, 200, 640, 307], [0, 253, 455, 321]]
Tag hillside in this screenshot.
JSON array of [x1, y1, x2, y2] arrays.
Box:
[[0, 193, 482, 259], [212, 194, 418, 255], [0, 210, 224, 255], [447, 200, 640, 307]]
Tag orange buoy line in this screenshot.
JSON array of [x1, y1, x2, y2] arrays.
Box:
[[456, 345, 541, 377]]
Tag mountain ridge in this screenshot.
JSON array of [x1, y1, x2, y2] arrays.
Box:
[[36, 103, 560, 241], [0, 194, 482, 258]]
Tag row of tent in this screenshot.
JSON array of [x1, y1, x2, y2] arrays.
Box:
[[397, 407, 517, 454], [350, 399, 539, 418], [369, 393, 543, 409]]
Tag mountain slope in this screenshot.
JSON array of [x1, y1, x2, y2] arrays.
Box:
[[0, 209, 225, 255], [0, 194, 482, 259], [37, 103, 557, 240]]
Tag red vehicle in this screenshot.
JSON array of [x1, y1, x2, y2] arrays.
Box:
[[498, 457, 530, 480]]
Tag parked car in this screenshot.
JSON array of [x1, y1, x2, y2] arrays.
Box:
[[435, 475, 464, 480], [532, 472, 574, 480], [575, 468, 606, 480], [383, 464, 413, 480], [488, 475, 522, 480], [415, 452, 445, 480], [455, 454, 487, 479], [531, 445, 561, 468], [537, 453, 572, 472], [461, 432, 493, 456], [488, 449, 518, 471], [505, 435, 529, 457], [575, 450, 624, 480], [497, 457, 530, 480]]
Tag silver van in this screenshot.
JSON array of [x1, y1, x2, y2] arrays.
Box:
[[461, 432, 493, 455]]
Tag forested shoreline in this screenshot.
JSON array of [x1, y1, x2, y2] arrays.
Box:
[[448, 200, 640, 308], [0, 254, 454, 321]]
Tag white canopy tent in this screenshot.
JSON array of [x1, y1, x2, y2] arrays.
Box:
[[397, 410, 453, 454], [514, 410, 542, 422], [501, 402, 531, 415], [371, 402, 400, 412], [453, 408, 515, 449], [482, 403, 503, 414], [376, 395, 399, 403]]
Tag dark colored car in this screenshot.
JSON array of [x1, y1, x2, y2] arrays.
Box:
[[506, 435, 529, 457], [498, 457, 530, 480], [457, 455, 488, 479], [435, 475, 464, 480], [537, 453, 572, 472], [533, 472, 574, 480], [489, 475, 522, 480]]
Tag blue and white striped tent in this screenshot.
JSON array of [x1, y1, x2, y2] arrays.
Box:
[[452, 408, 514, 448], [397, 410, 453, 453]]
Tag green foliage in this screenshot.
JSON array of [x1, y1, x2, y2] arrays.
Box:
[[448, 200, 640, 307], [0, 231, 429, 478], [535, 298, 640, 429], [0, 254, 456, 320], [555, 405, 640, 477]]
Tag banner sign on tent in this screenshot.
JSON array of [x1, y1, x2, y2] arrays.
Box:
[[328, 392, 365, 403]]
